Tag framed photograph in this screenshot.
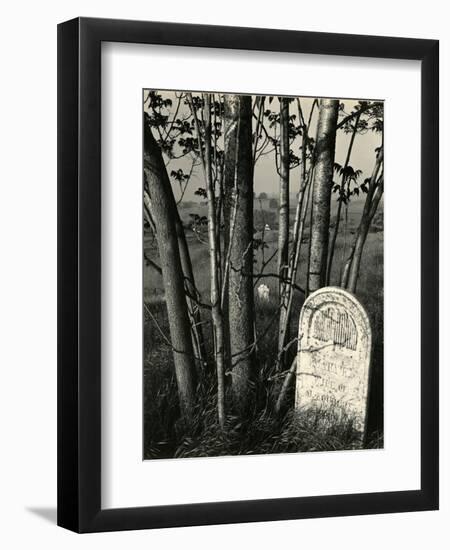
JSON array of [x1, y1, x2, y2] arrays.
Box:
[[57, 17, 439, 533]]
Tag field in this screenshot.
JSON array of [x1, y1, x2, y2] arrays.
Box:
[[143, 201, 384, 459]]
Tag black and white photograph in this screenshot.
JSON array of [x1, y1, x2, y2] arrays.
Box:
[[143, 91, 384, 459]]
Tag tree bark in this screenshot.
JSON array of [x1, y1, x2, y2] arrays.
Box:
[[223, 94, 255, 414], [144, 182, 206, 368], [326, 111, 360, 285], [143, 120, 197, 424], [276, 98, 315, 370], [274, 357, 297, 414], [278, 98, 290, 300], [346, 182, 383, 293], [307, 99, 339, 295], [204, 95, 226, 428], [343, 151, 384, 292], [276, 170, 312, 369], [174, 211, 207, 367], [188, 93, 227, 428]]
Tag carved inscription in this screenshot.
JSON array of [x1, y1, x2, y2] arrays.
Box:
[[311, 308, 357, 350]]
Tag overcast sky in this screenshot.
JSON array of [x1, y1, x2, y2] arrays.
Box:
[[144, 91, 383, 207]]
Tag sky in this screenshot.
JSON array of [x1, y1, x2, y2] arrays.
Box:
[[144, 91, 383, 207]]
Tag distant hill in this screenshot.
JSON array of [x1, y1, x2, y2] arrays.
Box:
[[176, 195, 383, 232]]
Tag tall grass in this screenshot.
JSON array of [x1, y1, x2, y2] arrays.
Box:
[[144, 349, 365, 460]]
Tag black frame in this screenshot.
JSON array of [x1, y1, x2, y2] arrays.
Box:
[[57, 17, 439, 533]]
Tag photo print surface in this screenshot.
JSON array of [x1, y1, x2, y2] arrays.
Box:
[[143, 91, 383, 460]]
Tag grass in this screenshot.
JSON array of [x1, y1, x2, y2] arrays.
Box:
[[143, 208, 384, 459], [144, 344, 367, 460]]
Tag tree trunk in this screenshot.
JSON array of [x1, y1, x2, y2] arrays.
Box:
[[276, 99, 314, 370], [252, 96, 266, 163], [188, 93, 227, 428], [278, 98, 290, 300], [204, 95, 226, 428], [274, 357, 297, 414], [143, 121, 197, 424], [345, 182, 383, 293], [174, 211, 207, 368], [326, 111, 360, 285], [222, 95, 241, 377], [144, 184, 206, 368], [276, 170, 312, 369], [307, 99, 339, 295], [223, 94, 255, 414], [342, 151, 383, 291], [143, 189, 156, 233]]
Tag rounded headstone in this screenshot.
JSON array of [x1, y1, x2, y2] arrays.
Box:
[[295, 286, 372, 436]]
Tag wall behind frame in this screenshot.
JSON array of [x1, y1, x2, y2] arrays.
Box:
[[0, 0, 447, 548]]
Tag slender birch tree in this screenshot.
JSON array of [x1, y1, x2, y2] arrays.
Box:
[[174, 210, 207, 367], [276, 99, 316, 370], [278, 98, 290, 300], [187, 93, 226, 428], [342, 150, 384, 292], [326, 111, 361, 284]]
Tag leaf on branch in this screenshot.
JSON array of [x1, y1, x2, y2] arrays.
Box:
[[194, 187, 207, 198], [170, 168, 189, 183]]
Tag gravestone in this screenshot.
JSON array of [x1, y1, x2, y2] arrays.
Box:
[[257, 283, 270, 302], [295, 287, 372, 436]]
